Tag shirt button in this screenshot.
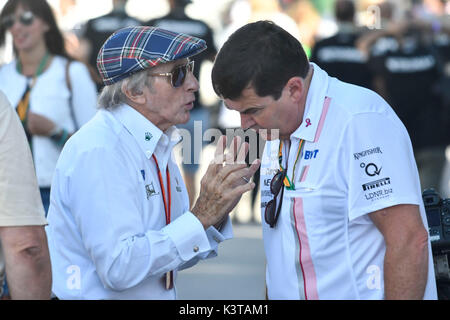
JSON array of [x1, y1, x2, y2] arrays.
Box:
[[213, 236, 220, 243], [193, 246, 199, 253]]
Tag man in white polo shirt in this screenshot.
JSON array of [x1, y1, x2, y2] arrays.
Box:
[[46, 26, 260, 299], [212, 21, 437, 299]]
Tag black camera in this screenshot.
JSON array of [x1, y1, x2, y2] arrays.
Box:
[[422, 188, 450, 253], [422, 188, 450, 299]]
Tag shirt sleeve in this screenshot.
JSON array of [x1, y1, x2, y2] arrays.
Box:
[[336, 111, 422, 222], [0, 92, 47, 226], [177, 216, 234, 271], [63, 145, 229, 291]]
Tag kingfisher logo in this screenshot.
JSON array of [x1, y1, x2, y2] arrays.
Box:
[[353, 147, 382, 160], [362, 177, 391, 191]]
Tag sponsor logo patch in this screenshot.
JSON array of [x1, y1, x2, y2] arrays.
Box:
[[360, 162, 382, 176], [364, 188, 393, 201], [145, 182, 158, 199], [362, 177, 391, 191], [353, 147, 382, 160]]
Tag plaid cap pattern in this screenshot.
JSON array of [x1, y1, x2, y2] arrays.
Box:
[[97, 26, 207, 85]]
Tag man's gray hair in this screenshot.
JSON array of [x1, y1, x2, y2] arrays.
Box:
[[97, 69, 151, 109]]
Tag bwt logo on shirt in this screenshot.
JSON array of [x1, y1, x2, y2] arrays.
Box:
[[304, 150, 319, 160]]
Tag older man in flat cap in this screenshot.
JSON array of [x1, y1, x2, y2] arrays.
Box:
[[45, 26, 260, 300]]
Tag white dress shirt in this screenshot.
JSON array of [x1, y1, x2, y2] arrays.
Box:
[[0, 56, 98, 187], [46, 103, 232, 299]]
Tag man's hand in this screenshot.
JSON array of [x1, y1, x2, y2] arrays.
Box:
[[191, 136, 260, 229]]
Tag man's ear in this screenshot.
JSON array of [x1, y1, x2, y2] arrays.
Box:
[[122, 81, 146, 105], [284, 77, 304, 102]]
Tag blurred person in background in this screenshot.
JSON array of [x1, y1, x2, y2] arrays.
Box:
[[248, 0, 300, 40], [216, 0, 251, 135], [284, 0, 321, 57], [78, 0, 141, 92], [311, 0, 374, 89], [146, 0, 218, 208], [0, 0, 98, 215], [358, 1, 449, 194], [53, 0, 87, 62], [0, 90, 51, 300], [216, 0, 252, 48], [416, 0, 450, 196]]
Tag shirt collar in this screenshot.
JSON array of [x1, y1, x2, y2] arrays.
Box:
[[110, 103, 182, 159], [290, 63, 330, 142]]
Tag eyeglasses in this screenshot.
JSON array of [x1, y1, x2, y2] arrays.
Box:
[[264, 169, 286, 228], [149, 60, 194, 88], [1, 11, 35, 30]]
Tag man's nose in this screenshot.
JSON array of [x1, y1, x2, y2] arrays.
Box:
[[240, 113, 255, 130], [185, 72, 199, 92]]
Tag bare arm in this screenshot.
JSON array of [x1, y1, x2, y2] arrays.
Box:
[[369, 204, 429, 299], [0, 226, 52, 299]]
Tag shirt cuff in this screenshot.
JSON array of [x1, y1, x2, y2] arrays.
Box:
[[207, 216, 233, 242], [202, 217, 234, 258], [162, 211, 212, 262]]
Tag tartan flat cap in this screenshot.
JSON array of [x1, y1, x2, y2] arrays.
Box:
[[97, 26, 207, 85]]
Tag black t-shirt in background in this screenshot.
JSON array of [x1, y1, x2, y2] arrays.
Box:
[[80, 10, 142, 91], [146, 10, 217, 110], [368, 36, 446, 150], [311, 30, 374, 90]]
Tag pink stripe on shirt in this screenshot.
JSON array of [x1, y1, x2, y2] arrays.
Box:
[[314, 97, 331, 143], [299, 165, 309, 183], [293, 197, 319, 300]]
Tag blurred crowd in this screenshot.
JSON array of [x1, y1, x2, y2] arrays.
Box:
[[0, 0, 449, 200]]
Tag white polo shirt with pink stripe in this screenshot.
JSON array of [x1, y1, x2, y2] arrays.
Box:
[[260, 63, 437, 300]]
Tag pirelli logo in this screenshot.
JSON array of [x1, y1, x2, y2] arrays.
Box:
[[362, 177, 391, 191]]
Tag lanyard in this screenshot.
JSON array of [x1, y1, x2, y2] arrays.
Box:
[[278, 139, 305, 190], [16, 51, 50, 77], [16, 52, 50, 124], [152, 154, 171, 225], [152, 154, 174, 290]]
